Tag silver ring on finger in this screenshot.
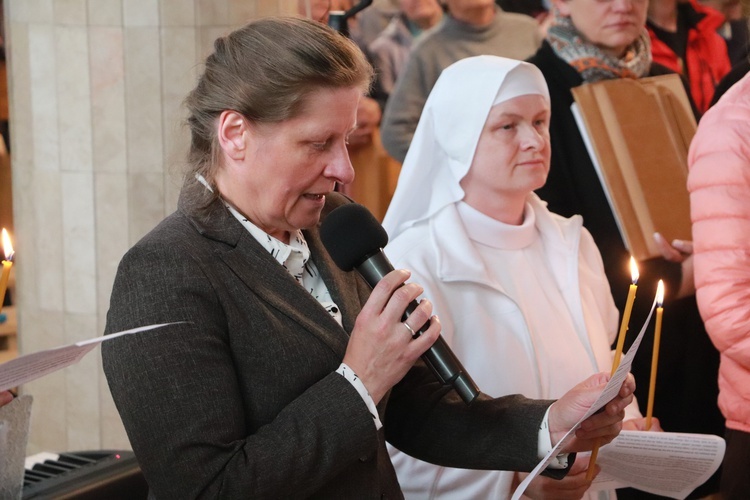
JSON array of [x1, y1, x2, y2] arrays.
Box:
[[402, 321, 418, 339]]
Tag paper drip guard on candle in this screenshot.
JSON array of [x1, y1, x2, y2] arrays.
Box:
[[586, 256, 639, 480]]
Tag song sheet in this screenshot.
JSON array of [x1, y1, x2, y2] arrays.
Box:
[[0, 323, 178, 392], [589, 430, 725, 499], [511, 298, 657, 500]]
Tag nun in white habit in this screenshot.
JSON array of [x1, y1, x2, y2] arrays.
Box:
[[382, 56, 650, 500]]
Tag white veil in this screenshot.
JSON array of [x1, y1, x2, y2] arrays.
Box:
[[382, 55, 550, 240]]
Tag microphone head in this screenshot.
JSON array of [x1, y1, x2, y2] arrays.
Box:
[[320, 203, 388, 271]]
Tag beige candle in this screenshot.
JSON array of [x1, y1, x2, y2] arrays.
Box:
[[646, 280, 665, 431], [587, 256, 639, 480]]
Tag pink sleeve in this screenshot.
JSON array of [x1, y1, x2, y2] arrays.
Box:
[[688, 86, 750, 370]]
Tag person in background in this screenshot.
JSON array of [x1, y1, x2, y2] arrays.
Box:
[[688, 70, 750, 500], [700, 0, 750, 65], [380, 0, 541, 163], [705, 0, 750, 104], [357, 0, 402, 48], [383, 54, 655, 500], [497, 0, 549, 21], [297, 0, 397, 51], [711, 51, 750, 102], [701, 0, 744, 18], [298, 0, 382, 149], [527, 1, 724, 496], [100, 17, 635, 498], [647, 0, 732, 114], [497, 0, 554, 36], [368, 0, 443, 109]]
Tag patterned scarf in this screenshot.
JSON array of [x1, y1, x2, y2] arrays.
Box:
[[546, 8, 652, 82]]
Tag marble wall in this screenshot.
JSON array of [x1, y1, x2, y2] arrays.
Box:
[[6, 0, 296, 454]]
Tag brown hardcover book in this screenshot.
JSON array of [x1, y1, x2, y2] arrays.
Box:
[[571, 74, 696, 261]]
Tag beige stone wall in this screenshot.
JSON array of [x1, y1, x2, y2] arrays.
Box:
[[6, 0, 296, 454]]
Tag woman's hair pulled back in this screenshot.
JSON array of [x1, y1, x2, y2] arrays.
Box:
[[182, 16, 373, 212]]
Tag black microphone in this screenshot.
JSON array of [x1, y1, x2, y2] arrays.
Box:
[[320, 203, 480, 405]]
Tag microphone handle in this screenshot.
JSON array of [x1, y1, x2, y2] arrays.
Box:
[[357, 252, 480, 404]]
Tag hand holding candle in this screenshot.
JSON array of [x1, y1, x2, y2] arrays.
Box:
[[587, 256, 639, 480], [646, 280, 665, 431], [0, 228, 13, 309]]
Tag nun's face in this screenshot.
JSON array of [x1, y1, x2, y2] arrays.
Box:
[[461, 94, 551, 218]]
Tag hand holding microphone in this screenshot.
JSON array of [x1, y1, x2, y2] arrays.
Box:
[[338, 268, 442, 404], [320, 203, 480, 405]]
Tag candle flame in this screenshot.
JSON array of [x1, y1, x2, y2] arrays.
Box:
[[630, 256, 639, 284], [656, 280, 665, 308], [1, 228, 13, 261]]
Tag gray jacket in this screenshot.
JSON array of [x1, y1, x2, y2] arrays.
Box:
[[102, 190, 555, 499]]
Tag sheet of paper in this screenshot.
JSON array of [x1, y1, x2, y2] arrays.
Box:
[[511, 297, 657, 500], [0, 323, 178, 392], [587, 430, 725, 499]]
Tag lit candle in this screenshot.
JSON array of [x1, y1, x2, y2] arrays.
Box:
[[0, 228, 13, 309], [587, 256, 639, 480], [646, 280, 665, 431], [612, 257, 639, 372]]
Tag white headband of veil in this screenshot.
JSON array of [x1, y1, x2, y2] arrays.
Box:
[[382, 55, 550, 240]]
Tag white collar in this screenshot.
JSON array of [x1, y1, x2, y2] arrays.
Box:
[[458, 201, 537, 250], [224, 203, 309, 268]]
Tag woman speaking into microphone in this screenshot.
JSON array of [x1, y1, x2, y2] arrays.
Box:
[[101, 17, 634, 499]]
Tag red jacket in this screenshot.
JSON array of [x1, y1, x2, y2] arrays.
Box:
[[648, 0, 731, 114]]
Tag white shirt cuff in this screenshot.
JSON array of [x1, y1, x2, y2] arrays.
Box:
[[538, 404, 569, 469], [336, 363, 383, 430]]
